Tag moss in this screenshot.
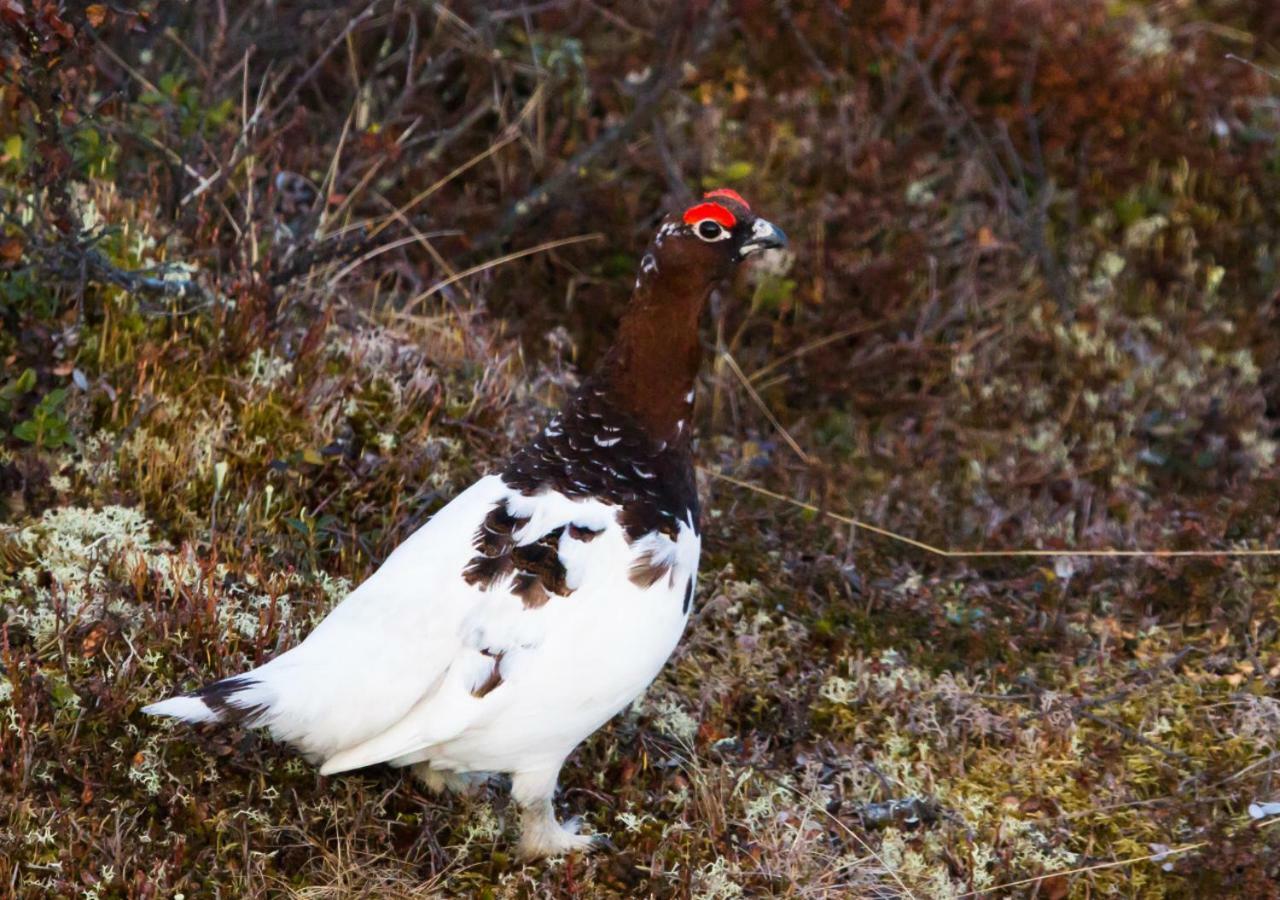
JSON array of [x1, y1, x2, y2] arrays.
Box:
[[4, 0, 1280, 896]]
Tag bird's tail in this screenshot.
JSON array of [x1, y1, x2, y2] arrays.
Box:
[[142, 675, 268, 725]]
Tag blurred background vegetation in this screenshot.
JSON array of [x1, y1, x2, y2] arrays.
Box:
[[2, 1, 1280, 896]]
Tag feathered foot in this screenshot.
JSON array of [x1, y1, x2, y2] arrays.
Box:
[[410, 763, 479, 795], [512, 767, 613, 860]]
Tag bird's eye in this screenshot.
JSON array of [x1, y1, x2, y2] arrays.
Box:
[[696, 220, 726, 241]]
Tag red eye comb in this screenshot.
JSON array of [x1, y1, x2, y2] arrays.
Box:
[[703, 188, 749, 209], [682, 202, 737, 228]]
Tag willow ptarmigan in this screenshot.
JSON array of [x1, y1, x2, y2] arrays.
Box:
[[144, 189, 787, 858]]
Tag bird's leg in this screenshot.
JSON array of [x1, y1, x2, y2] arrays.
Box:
[[410, 763, 475, 795], [512, 765, 612, 859]]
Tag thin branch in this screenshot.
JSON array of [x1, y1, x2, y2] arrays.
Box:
[[396, 233, 603, 317], [706, 470, 1280, 559], [903, 39, 1072, 309], [1226, 53, 1280, 82], [474, 2, 726, 251], [955, 824, 1280, 898], [361, 129, 521, 240], [325, 230, 461, 287], [748, 766, 920, 900], [747, 320, 894, 384], [956, 841, 1208, 897], [720, 349, 815, 466], [269, 4, 379, 120]]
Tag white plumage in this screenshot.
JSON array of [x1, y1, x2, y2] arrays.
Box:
[[145, 474, 698, 856]]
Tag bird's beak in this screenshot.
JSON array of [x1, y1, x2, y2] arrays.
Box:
[[738, 217, 788, 258]]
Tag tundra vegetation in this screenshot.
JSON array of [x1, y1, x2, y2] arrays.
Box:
[[2, 1, 1279, 897]]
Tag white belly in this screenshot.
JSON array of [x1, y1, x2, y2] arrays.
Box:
[[219, 476, 702, 781], [422, 564, 692, 773]]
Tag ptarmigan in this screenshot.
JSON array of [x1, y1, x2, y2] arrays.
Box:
[[144, 189, 787, 858]]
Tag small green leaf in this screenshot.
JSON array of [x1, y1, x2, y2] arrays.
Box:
[[38, 388, 68, 412], [12, 420, 38, 443]]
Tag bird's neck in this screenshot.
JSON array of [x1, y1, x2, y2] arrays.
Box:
[[599, 268, 709, 446]]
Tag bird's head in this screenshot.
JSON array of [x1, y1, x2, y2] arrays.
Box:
[[639, 189, 787, 292], [606, 190, 787, 439]]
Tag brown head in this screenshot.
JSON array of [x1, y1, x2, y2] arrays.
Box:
[[639, 188, 788, 290], [603, 190, 787, 443]]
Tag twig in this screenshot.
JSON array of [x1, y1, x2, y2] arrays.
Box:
[[1009, 675, 1191, 767], [81, 252, 206, 301], [652, 118, 694, 205], [1226, 53, 1280, 82], [360, 128, 524, 242], [719, 349, 815, 466], [474, 2, 726, 251], [957, 817, 1280, 898], [178, 4, 375, 212], [747, 320, 894, 384], [956, 841, 1208, 897], [748, 766, 920, 900], [395, 233, 603, 317], [903, 39, 1072, 309], [180, 57, 282, 208], [266, 228, 375, 288], [325, 230, 461, 286], [372, 195, 472, 299], [326, 87, 543, 246], [1200, 750, 1280, 790], [1075, 708, 1191, 764], [269, 4, 379, 120], [706, 470, 1280, 559]]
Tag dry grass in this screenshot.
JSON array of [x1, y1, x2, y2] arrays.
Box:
[[3, 1, 1280, 897]]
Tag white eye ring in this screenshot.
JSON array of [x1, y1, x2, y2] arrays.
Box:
[[694, 219, 731, 242]]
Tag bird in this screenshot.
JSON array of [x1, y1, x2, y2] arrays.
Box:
[[144, 189, 787, 859]]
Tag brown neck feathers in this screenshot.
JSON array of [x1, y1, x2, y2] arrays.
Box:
[[600, 263, 710, 444]]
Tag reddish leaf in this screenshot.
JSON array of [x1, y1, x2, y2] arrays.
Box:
[[1040, 874, 1069, 900], [46, 10, 74, 40], [0, 237, 22, 264]]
